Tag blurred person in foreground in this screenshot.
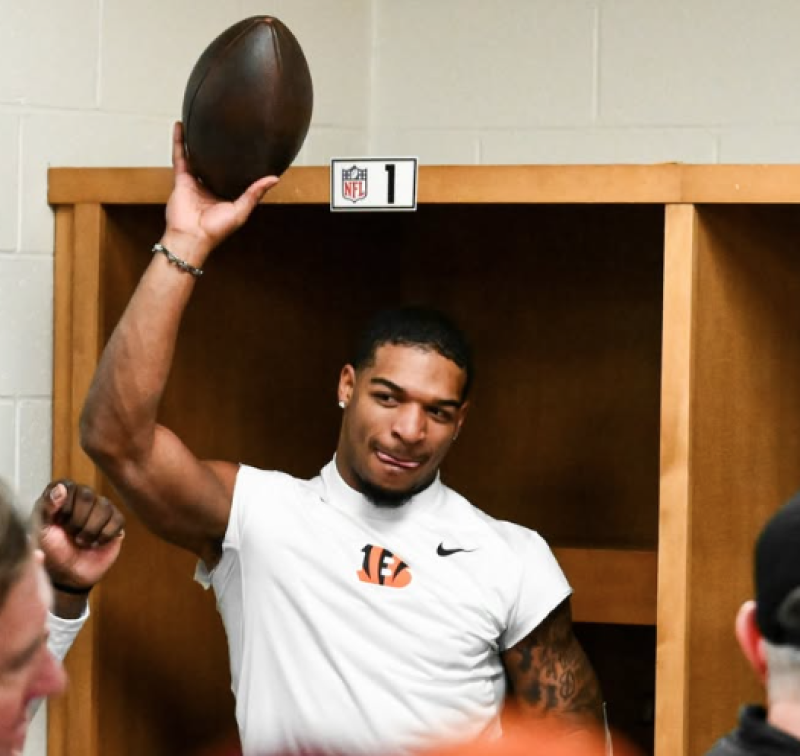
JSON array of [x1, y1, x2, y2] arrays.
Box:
[[0, 479, 124, 755], [423, 709, 644, 756], [705, 491, 800, 755]]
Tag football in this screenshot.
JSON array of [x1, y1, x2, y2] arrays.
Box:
[[182, 16, 314, 200]]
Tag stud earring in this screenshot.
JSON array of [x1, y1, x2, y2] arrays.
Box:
[[338, 400, 346, 409]]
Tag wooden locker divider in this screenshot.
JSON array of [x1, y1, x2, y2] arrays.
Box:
[[684, 205, 800, 754], [49, 202, 107, 756], [656, 203, 698, 756]]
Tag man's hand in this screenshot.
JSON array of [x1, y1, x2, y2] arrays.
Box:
[[161, 121, 279, 264], [34, 481, 125, 618]]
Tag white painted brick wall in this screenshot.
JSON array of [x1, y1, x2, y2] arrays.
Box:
[[0, 401, 14, 480], [0, 115, 19, 251], [374, 1, 597, 132], [372, 0, 800, 165], [599, 0, 800, 127], [0, 256, 53, 399], [481, 127, 719, 165], [2, 1, 800, 754], [0, 1, 98, 109]]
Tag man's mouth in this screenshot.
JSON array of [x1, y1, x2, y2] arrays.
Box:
[[376, 449, 423, 469]]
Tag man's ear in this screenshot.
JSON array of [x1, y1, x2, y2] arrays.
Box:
[[338, 365, 356, 407], [453, 400, 470, 440], [735, 600, 767, 683]]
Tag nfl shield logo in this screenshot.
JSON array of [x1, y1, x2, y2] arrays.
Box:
[[342, 165, 368, 203]]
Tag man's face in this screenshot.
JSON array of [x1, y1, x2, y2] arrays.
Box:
[[0, 555, 66, 756], [336, 344, 469, 504]]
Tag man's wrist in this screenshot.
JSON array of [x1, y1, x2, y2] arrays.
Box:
[[158, 232, 213, 269], [52, 586, 90, 620]]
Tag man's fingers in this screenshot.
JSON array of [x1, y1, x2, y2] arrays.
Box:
[[172, 121, 188, 174], [232, 176, 279, 226], [61, 486, 105, 545], [36, 478, 75, 523], [39, 479, 125, 548], [48, 481, 69, 514], [74, 497, 112, 546], [96, 507, 126, 546], [57, 487, 125, 547]]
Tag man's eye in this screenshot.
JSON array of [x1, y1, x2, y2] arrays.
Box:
[[374, 393, 397, 405], [428, 407, 452, 422]]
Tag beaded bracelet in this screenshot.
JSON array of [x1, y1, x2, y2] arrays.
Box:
[[152, 243, 204, 278]]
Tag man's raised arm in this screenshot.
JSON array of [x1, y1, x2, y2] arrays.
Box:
[[79, 122, 278, 563]]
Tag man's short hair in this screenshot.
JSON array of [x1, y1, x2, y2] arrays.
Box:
[[351, 306, 474, 400], [755, 491, 800, 647], [0, 479, 32, 611], [764, 640, 800, 701]]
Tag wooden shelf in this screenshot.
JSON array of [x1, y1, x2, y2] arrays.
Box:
[[554, 548, 657, 626], [49, 163, 800, 206]]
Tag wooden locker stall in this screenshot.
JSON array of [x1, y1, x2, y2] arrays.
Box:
[[48, 164, 800, 756]]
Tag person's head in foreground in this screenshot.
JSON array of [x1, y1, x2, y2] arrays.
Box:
[[0, 481, 66, 756], [732, 491, 800, 742]]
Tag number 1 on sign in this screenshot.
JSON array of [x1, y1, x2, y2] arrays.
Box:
[[385, 164, 395, 204], [330, 158, 417, 211]]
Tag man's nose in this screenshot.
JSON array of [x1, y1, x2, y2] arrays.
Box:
[[391, 404, 426, 444]]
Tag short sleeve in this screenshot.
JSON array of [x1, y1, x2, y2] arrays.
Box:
[[194, 463, 252, 591], [497, 524, 572, 651]]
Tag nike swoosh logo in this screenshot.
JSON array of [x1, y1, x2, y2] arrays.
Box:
[[437, 543, 477, 557]]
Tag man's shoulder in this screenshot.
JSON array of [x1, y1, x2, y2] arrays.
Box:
[[438, 483, 548, 553], [234, 464, 323, 501], [703, 731, 750, 756]]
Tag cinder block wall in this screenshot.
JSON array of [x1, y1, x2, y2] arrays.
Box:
[[2, 2, 799, 754], [371, 0, 800, 164]]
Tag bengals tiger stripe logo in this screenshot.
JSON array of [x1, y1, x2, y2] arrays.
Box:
[[357, 544, 412, 588]]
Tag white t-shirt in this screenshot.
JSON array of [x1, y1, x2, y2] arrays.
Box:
[[197, 459, 571, 756]]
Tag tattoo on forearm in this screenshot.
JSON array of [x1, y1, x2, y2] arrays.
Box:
[[504, 599, 604, 723]]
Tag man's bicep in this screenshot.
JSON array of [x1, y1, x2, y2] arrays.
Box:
[[502, 597, 604, 725], [111, 424, 236, 557]]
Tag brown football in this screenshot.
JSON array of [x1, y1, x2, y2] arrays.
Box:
[[182, 16, 313, 200]]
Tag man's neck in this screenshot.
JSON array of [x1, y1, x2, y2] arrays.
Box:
[[769, 701, 800, 740]]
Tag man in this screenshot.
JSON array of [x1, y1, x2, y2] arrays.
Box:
[[79, 122, 604, 756], [705, 491, 800, 755], [0, 479, 124, 756]]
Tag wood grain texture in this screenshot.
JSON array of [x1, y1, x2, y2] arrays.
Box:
[[48, 204, 106, 756], [49, 164, 800, 207], [554, 548, 657, 625], [52, 206, 74, 479], [655, 204, 697, 756], [684, 205, 800, 755]]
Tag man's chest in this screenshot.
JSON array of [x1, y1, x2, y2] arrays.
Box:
[[241, 502, 508, 660]]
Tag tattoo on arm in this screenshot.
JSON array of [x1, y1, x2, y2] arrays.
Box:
[[503, 598, 604, 724]]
